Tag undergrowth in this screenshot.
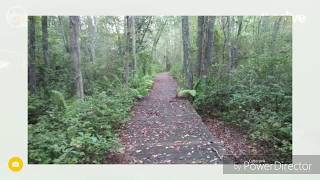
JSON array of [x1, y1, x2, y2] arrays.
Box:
[[28, 75, 154, 164]]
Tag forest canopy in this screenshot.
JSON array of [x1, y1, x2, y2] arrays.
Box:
[[28, 16, 292, 163]]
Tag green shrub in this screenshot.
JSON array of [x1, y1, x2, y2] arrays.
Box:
[[28, 94, 47, 124], [28, 75, 154, 164], [130, 75, 154, 98], [194, 56, 292, 157]]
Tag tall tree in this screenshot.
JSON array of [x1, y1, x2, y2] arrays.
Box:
[[28, 16, 37, 94], [124, 16, 137, 77], [199, 17, 208, 80], [124, 16, 130, 90], [42, 16, 49, 68], [113, 17, 123, 56], [197, 16, 216, 81], [271, 16, 283, 55], [132, 16, 137, 76], [236, 16, 243, 40], [58, 16, 70, 53], [87, 16, 97, 63], [221, 17, 227, 62], [69, 16, 84, 99], [197, 16, 205, 77], [181, 16, 193, 89], [232, 16, 243, 67], [227, 16, 234, 71], [136, 16, 152, 51], [206, 16, 216, 67], [152, 18, 167, 63]]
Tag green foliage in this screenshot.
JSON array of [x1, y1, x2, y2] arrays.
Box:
[[50, 90, 67, 110], [177, 16, 293, 159], [130, 75, 154, 99], [177, 88, 196, 97], [28, 94, 47, 124], [28, 16, 292, 163], [28, 16, 156, 163], [28, 75, 153, 164], [138, 51, 155, 76], [170, 63, 184, 85], [194, 54, 292, 156]]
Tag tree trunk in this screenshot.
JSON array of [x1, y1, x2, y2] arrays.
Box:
[[181, 16, 193, 89], [237, 16, 243, 40], [136, 17, 152, 52], [113, 17, 122, 56], [198, 16, 215, 81], [87, 16, 96, 63], [197, 16, 205, 77], [221, 17, 227, 63], [69, 16, 84, 99], [42, 16, 49, 68], [58, 16, 70, 53], [28, 16, 37, 94], [127, 16, 133, 75], [132, 16, 137, 77], [200, 17, 208, 80], [152, 19, 167, 63], [206, 16, 216, 69], [227, 17, 234, 72], [271, 17, 283, 55], [124, 16, 129, 90]]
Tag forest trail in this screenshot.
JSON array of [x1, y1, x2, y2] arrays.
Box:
[[120, 72, 224, 164]]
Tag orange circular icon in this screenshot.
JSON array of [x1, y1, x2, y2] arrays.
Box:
[[8, 156, 23, 172]]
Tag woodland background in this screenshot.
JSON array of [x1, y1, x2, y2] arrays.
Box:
[[28, 16, 292, 163]]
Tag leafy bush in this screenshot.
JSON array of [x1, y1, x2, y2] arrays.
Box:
[[130, 75, 154, 98], [28, 75, 153, 164], [194, 55, 292, 157], [28, 94, 47, 124]]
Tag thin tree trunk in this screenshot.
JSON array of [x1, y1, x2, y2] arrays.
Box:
[[232, 16, 243, 67], [127, 16, 133, 76], [271, 17, 283, 55], [132, 16, 137, 77], [124, 16, 129, 90], [152, 20, 167, 63], [181, 16, 193, 89], [58, 16, 70, 53], [113, 17, 122, 56], [256, 17, 262, 53], [227, 17, 233, 72], [28, 16, 37, 94], [197, 16, 204, 77], [221, 17, 227, 64], [237, 16, 243, 40], [42, 16, 49, 68], [87, 16, 96, 63], [136, 16, 152, 51], [69, 16, 84, 99]]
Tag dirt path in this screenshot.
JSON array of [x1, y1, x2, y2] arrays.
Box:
[[120, 72, 224, 164]]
